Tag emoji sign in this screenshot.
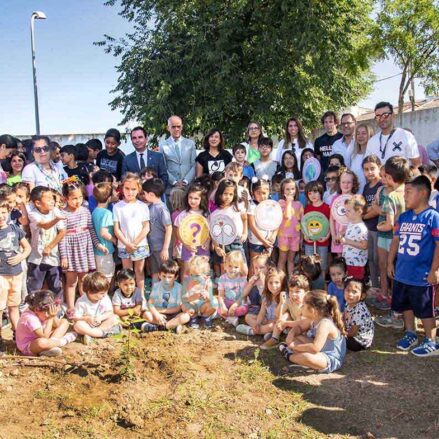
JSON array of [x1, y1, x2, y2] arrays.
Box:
[[254, 200, 283, 231], [331, 194, 352, 225], [209, 214, 238, 246], [302, 157, 321, 184], [301, 212, 329, 241], [179, 214, 210, 247]]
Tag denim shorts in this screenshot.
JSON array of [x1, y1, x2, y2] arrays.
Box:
[[248, 242, 266, 254], [377, 236, 392, 251], [118, 245, 149, 261]]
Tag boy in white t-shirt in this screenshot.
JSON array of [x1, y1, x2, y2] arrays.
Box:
[[73, 272, 120, 344]]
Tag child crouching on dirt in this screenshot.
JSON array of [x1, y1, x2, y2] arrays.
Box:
[[182, 256, 217, 329], [15, 290, 76, 357], [142, 260, 189, 333], [279, 290, 346, 373], [112, 269, 148, 323], [73, 272, 121, 345]]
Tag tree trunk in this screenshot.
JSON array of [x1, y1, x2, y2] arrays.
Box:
[[398, 64, 408, 126]]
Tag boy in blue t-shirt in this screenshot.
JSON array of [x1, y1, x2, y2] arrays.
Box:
[[91, 183, 115, 281], [388, 175, 439, 357]]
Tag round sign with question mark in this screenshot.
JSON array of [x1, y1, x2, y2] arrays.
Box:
[[179, 214, 210, 248]]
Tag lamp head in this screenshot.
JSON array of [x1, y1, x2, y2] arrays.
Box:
[[32, 11, 47, 20]]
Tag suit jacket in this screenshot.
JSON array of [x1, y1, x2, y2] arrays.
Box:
[[159, 136, 196, 189], [121, 149, 168, 187]]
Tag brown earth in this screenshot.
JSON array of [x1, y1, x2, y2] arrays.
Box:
[[0, 322, 438, 439]]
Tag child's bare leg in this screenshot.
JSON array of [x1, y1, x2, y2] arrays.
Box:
[[277, 250, 287, 273], [64, 272, 78, 311], [165, 312, 190, 329], [422, 318, 437, 339], [29, 337, 65, 355], [122, 258, 133, 270], [377, 247, 388, 297], [74, 321, 104, 337], [77, 272, 87, 296], [142, 310, 154, 323], [256, 322, 275, 335], [8, 305, 19, 330], [98, 315, 119, 332], [287, 251, 296, 276], [134, 259, 145, 292], [51, 318, 70, 339], [286, 333, 313, 349], [200, 302, 216, 317], [288, 352, 328, 370], [245, 313, 258, 326]]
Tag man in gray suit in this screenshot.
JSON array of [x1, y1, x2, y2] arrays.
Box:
[[159, 115, 196, 192]]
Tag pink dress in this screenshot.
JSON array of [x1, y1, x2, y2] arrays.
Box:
[[16, 310, 42, 356], [277, 199, 303, 252]]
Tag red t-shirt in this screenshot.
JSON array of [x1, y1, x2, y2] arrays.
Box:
[[303, 202, 331, 247]]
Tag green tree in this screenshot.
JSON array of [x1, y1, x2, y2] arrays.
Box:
[[375, 0, 439, 121], [98, 0, 376, 144]]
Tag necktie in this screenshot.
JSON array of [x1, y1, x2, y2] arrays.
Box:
[[139, 153, 146, 170], [175, 141, 181, 160]]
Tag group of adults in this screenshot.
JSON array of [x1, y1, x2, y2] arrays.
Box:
[[0, 101, 435, 192]]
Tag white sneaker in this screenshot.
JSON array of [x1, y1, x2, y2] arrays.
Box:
[[226, 316, 239, 327], [39, 347, 62, 357], [236, 324, 254, 335]]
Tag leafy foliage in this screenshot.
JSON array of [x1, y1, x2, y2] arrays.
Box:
[[374, 0, 439, 112], [98, 0, 376, 143]]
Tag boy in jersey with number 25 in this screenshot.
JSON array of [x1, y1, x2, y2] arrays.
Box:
[[388, 175, 439, 357]]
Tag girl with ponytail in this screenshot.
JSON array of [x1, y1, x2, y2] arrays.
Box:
[[278, 290, 347, 373]]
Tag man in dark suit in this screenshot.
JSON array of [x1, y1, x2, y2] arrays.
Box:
[[122, 126, 168, 186]]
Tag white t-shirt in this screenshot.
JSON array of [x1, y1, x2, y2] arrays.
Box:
[[27, 204, 66, 266], [74, 294, 113, 318], [112, 288, 146, 310], [332, 137, 354, 166], [113, 200, 150, 250], [365, 127, 419, 163], [342, 222, 368, 267], [347, 143, 366, 193], [22, 162, 67, 190], [275, 139, 313, 168]]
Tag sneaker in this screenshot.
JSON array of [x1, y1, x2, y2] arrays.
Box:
[[375, 313, 404, 330], [260, 337, 279, 350], [374, 300, 391, 311], [225, 316, 239, 327], [174, 324, 183, 335], [82, 334, 93, 345], [61, 332, 77, 345], [104, 324, 122, 337], [39, 347, 63, 357], [141, 323, 159, 333], [411, 338, 439, 357], [188, 317, 200, 329], [278, 342, 293, 361], [396, 331, 418, 351], [201, 316, 214, 329], [263, 332, 272, 341], [236, 324, 254, 336]]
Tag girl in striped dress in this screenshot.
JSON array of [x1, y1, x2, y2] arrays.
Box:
[[59, 178, 106, 317]]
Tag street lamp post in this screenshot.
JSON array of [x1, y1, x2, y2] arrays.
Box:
[[30, 11, 47, 135]]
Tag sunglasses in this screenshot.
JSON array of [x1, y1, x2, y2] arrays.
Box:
[[374, 112, 392, 120], [33, 145, 50, 154]]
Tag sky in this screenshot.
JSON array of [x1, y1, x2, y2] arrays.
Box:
[[0, 1, 427, 137]]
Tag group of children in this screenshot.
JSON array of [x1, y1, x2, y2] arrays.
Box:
[[1, 133, 439, 373]]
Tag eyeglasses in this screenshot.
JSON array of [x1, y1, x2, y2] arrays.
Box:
[[33, 146, 50, 154], [374, 112, 393, 120], [325, 177, 337, 182], [340, 121, 355, 126]]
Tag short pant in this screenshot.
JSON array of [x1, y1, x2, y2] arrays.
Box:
[[0, 273, 23, 309], [377, 236, 392, 251], [148, 251, 163, 275], [278, 235, 300, 252], [95, 254, 115, 278], [320, 352, 344, 373], [212, 241, 246, 265], [118, 245, 149, 261], [391, 280, 435, 319], [248, 243, 267, 254], [346, 265, 365, 280]]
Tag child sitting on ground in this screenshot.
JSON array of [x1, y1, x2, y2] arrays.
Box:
[[218, 250, 248, 327], [73, 272, 120, 345], [144, 260, 189, 333], [112, 269, 147, 322], [15, 290, 76, 357], [328, 257, 347, 311], [261, 274, 310, 350], [343, 277, 374, 351], [182, 256, 217, 329], [279, 290, 347, 373]]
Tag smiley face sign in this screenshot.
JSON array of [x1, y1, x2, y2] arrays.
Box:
[[301, 212, 329, 241], [331, 194, 352, 225]]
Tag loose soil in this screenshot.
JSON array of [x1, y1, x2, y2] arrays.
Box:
[[0, 321, 438, 439]]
